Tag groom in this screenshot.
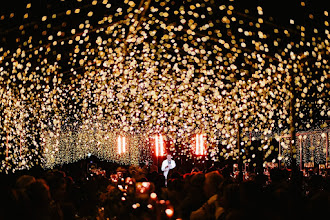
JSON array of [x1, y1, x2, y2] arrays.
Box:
[[161, 153, 176, 186]]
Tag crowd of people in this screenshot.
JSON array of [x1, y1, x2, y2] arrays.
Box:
[[0, 157, 329, 220]]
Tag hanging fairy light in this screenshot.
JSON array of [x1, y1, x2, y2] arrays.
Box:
[[155, 135, 164, 157], [0, 0, 329, 173], [117, 136, 126, 154]]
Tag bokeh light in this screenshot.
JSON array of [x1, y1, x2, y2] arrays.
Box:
[[0, 0, 328, 172]]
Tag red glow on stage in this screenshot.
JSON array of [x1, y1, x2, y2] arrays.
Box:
[[155, 135, 164, 157], [195, 134, 205, 155]]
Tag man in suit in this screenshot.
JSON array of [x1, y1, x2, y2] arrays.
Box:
[[161, 153, 176, 186]]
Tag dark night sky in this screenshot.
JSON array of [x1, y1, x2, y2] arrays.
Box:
[[0, 0, 327, 25]]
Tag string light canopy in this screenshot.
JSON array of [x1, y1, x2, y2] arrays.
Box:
[[0, 0, 329, 173]]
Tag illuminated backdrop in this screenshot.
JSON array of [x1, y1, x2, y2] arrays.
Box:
[[0, 0, 329, 173]]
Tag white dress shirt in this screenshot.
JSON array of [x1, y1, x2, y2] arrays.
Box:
[[161, 159, 176, 179]]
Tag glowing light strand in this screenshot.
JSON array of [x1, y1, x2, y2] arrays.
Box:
[[196, 134, 205, 155], [155, 135, 164, 157], [117, 136, 126, 154]]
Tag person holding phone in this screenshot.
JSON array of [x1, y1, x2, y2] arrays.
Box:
[[161, 153, 176, 186]]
